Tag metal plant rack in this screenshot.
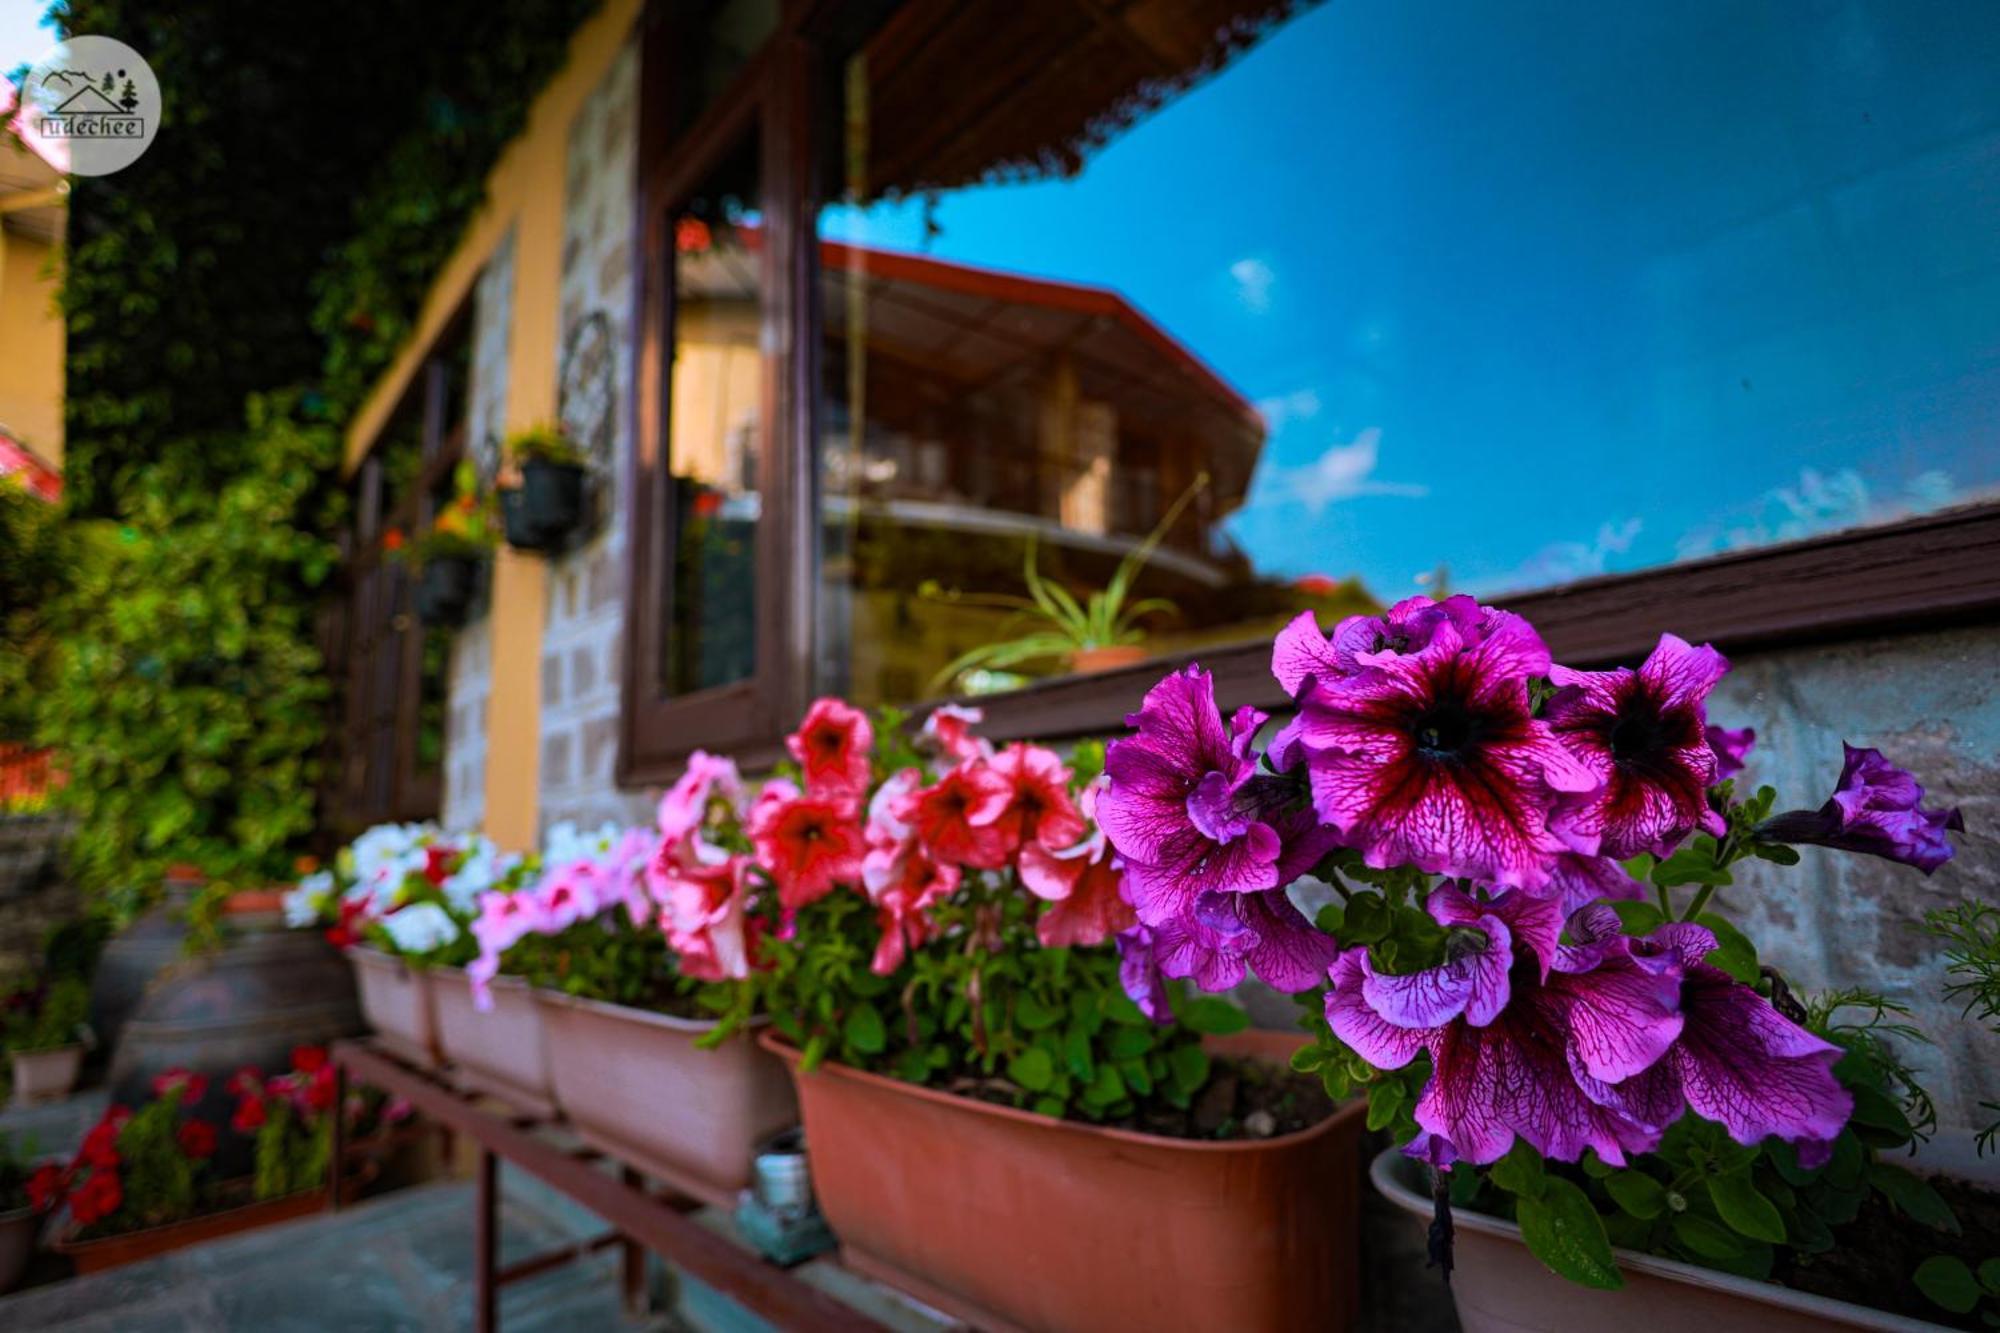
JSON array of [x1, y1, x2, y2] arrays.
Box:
[[328, 1039, 892, 1333]]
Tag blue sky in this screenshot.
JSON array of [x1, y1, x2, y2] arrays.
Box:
[[826, 0, 2000, 598]]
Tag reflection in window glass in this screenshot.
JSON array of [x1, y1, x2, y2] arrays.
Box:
[[662, 133, 762, 696], [817, 0, 2000, 707]]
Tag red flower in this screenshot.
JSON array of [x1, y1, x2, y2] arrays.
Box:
[[303, 1065, 338, 1113], [747, 786, 866, 912], [892, 761, 1014, 870], [986, 743, 1087, 856], [381, 527, 405, 553], [675, 216, 712, 253], [26, 1163, 65, 1212], [176, 1120, 218, 1159], [68, 1169, 122, 1227], [325, 897, 369, 949], [422, 845, 456, 887], [231, 1095, 267, 1134], [79, 1117, 124, 1170], [1020, 839, 1137, 949], [290, 1045, 329, 1075], [225, 1066, 264, 1098], [151, 1068, 208, 1104], [785, 698, 874, 796]]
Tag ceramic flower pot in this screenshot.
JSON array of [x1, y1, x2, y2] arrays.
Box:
[[1370, 1148, 1944, 1332], [1070, 643, 1147, 674], [523, 460, 587, 544], [9, 1044, 83, 1105], [349, 946, 440, 1067], [413, 555, 481, 628], [0, 1205, 38, 1294], [537, 991, 797, 1208], [430, 968, 557, 1117], [764, 1027, 1366, 1333]]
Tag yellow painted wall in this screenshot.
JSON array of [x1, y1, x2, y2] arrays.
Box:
[[342, 0, 643, 850], [0, 230, 65, 466]]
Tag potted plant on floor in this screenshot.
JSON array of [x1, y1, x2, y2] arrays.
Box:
[[4, 975, 90, 1104], [394, 462, 496, 629], [683, 696, 1364, 1333], [465, 818, 797, 1207], [1100, 593, 1982, 1331], [0, 1133, 42, 1294], [498, 423, 590, 552]]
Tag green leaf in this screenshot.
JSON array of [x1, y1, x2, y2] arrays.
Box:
[[1167, 1043, 1210, 1096], [1120, 1057, 1154, 1096], [1980, 1257, 2000, 1293], [1867, 1163, 1961, 1234], [1671, 1214, 1745, 1260], [1180, 996, 1249, 1035], [1008, 1046, 1055, 1092], [1651, 838, 1733, 889], [1608, 901, 1666, 935], [1750, 843, 1800, 865], [1014, 992, 1062, 1031], [1105, 1025, 1154, 1060], [1605, 1171, 1666, 1220], [1707, 1170, 1785, 1244], [1365, 1082, 1404, 1132], [1489, 1139, 1546, 1198], [1517, 1176, 1622, 1290], [1063, 1025, 1094, 1080], [843, 1001, 887, 1054], [1079, 1061, 1125, 1108], [1693, 913, 1758, 984], [1914, 1256, 1982, 1315]]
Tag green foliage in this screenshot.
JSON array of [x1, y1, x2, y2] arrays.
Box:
[[250, 1097, 332, 1202], [1925, 900, 2000, 1153], [3, 975, 90, 1052], [397, 460, 500, 566], [1913, 1255, 2000, 1319], [40, 395, 339, 896], [507, 914, 709, 1013], [107, 1092, 202, 1234], [754, 887, 1230, 1126], [506, 423, 588, 468], [0, 477, 61, 742]]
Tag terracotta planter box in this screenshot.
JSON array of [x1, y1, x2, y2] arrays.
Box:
[[349, 947, 440, 1068], [1371, 1148, 1945, 1332], [0, 1205, 36, 1294], [431, 968, 557, 1117], [51, 1176, 366, 1275], [765, 1027, 1366, 1333], [10, 1044, 83, 1105], [537, 991, 797, 1209]]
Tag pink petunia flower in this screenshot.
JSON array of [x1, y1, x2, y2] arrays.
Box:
[[891, 761, 1014, 871], [920, 703, 991, 762], [1288, 611, 1598, 891], [656, 749, 747, 846], [1544, 634, 1730, 859], [985, 743, 1087, 856], [787, 697, 874, 796], [748, 785, 866, 911], [659, 855, 759, 981]]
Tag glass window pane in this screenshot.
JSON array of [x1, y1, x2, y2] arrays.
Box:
[[818, 0, 2000, 708], [662, 132, 762, 697]]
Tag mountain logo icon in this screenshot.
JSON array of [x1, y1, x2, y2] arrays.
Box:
[[52, 84, 127, 116], [19, 34, 160, 177]]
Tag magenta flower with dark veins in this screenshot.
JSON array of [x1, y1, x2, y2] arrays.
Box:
[[1592, 923, 1852, 1158], [1358, 886, 1563, 1031], [1148, 886, 1339, 996], [1325, 915, 1685, 1165], [1541, 852, 1648, 918], [1287, 610, 1597, 891], [1757, 743, 1964, 874], [1543, 633, 1729, 860], [1115, 924, 1173, 1025], [1706, 724, 1755, 780], [1271, 593, 1493, 699], [1100, 664, 1322, 928]]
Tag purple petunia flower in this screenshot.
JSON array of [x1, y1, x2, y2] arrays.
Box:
[[1541, 852, 1648, 917], [1272, 594, 1498, 699], [1706, 724, 1755, 780], [1149, 887, 1340, 996], [1115, 923, 1173, 1025], [1100, 664, 1324, 928], [1593, 924, 1852, 1155], [1358, 886, 1563, 1030], [1757, 743, 1965, 874], [1285, 609, 1598, 891], [1544, 634, 1729, 860]]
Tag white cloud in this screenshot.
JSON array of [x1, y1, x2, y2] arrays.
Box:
[[1488, 517, 1644, 591], [1229, 257, 1275, 312], [1254, 388, 1322, 431], [1258, 427, 1429, 514]]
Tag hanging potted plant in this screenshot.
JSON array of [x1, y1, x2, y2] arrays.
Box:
[[1100, 592, 1985, 1331], [4, 974, 90, 1105], [498, 423, 590, 553], [394, 462, 496, 629], [687, 696, 1365, 1333], [463, 819, 796, 1208]]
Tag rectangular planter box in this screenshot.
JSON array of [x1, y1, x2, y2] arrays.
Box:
[[537, 991, 797, 1209], [348, 947, 439, 1068], [51, 1168, 371, 1275], [765, 1027, 1366, 1333], [431, 968, 557, 1117], [1370, 1148, 1944, 1333]]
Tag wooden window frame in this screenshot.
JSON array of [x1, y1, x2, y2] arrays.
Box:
[[620, 0, 2000, 783]]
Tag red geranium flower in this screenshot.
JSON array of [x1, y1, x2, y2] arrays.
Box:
[[176, 1120, 218, 1159], [290, 1045, 329, 1075], [892, 761, 1014, 870], [70, 1169, 123, 1226], [785, 697, 874, 796], [747, 786, 866, 912], [79, 1116, 125, 1170], [26, 1163, 65, 1212], [303, 1065, 338, 1113], [232, 1094, 267, 1134]]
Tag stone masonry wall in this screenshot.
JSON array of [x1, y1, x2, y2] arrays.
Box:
[[538, 39, 652, 835], [439, 228, 516, 834]]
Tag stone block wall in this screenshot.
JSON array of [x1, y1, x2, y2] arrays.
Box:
[[539, 39, 653, 834], [0, 814, 79, 976]]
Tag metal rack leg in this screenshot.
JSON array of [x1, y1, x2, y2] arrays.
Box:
[[475, 1149, 498, 1333], [619, 1166, 646, 1315]]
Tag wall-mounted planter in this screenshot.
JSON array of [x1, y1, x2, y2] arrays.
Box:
[[500, 460, 588, 553], [1370, 1148, 1945, 1333], [764, 1028, 1366, 1333], [430, 968, 557, 1117], [348, 947, 440, 1068], [536, 991, 796, 1209], [413, 555, 482, 628], [9, 1045, 83, 1106]]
